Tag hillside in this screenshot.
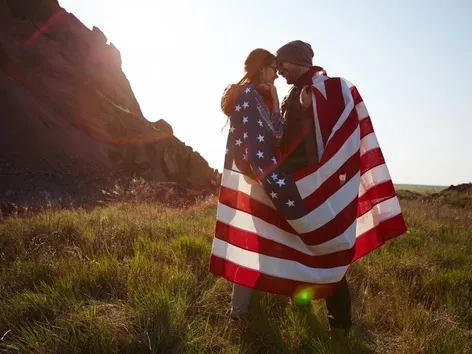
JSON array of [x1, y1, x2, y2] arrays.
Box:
[[0, 195, 470, 353], [396, 183, 472, 209], [0, 0, 218, 208]]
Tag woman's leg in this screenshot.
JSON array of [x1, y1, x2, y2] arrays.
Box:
[[231, 283, 253, 317]]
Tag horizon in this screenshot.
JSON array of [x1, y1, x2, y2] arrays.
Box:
[[58, 0, 471, 186]]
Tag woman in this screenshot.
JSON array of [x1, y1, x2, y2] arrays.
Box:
[[215, 49, 309, 319], [221, 48, 285, 145]]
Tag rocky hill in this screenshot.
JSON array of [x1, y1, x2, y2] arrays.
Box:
[[0, 0, 218, 206]]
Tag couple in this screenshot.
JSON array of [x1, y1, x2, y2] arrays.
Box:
[[210, 40, 407, 335]]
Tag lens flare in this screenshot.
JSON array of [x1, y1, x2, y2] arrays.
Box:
[[293, 287, 315, 306]]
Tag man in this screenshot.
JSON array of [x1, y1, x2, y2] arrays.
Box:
[[275, 40, 352, 334], [210, 40, 406, 336]]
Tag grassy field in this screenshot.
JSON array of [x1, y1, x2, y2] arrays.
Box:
[[0, 197, 471, 353], [394, 184, 447, 194]]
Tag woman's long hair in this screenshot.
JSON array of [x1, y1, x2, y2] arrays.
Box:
[[221, 49, 275, 118]]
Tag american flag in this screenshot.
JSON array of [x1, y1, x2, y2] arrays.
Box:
[[210, 74, 407, 299]]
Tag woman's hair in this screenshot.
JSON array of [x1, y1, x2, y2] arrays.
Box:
[[221, 48, 275, 117]]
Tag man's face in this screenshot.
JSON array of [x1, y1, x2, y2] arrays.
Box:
[[277, 61, 302, 85]]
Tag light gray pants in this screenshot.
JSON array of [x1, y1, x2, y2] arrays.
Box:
[[231, 283, 253, 314]]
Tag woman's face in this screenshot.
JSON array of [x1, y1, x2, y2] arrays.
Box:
[[261, 61, 278, 84]]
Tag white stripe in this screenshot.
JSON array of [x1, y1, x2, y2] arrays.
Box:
[[359, 163, 392, 197], [326, 79, 355, 143], [344, 78, 355, 89], [296, 127, 360, 198], [221, 169, 274, 208], [216, 202, 356, 256], [312, 221, 357, 254], [211, 238, 348, 283], [288, 172, 361, 233], [360, 132, 379, 156], [356, 197, 402, 237], [356, 101, 369, 120], [311, 79, 325, 157]]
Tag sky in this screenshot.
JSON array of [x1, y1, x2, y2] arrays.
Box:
[[58, 0, 471, 186]]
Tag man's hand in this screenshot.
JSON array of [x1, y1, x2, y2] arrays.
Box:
[[300, 85, 312, 110]]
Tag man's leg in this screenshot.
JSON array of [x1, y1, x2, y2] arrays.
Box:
[[325, 276, 352, 330], [231, 283, 253, 318]]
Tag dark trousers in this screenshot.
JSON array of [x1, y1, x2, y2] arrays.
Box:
[[325, 276, 352, 330]]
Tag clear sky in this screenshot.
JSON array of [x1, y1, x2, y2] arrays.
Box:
[[58, 0, 471, 186]]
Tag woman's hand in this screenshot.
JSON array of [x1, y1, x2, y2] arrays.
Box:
[[300, 85, 312, 110], [258, 84, 280, 113], [265, 84, 280, 113]]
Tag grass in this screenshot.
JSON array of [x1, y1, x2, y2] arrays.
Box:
[[0, 197, 471, 353], [394, 184, 446, 194]]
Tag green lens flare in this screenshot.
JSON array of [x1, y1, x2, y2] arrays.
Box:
[[293, 287, 314, 306]]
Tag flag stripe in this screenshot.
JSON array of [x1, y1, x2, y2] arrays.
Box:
[[353, 213, 407, 261], [210, 254, 339, 298], [288, 173, 361, 233], [295, 127, 360, 198], [303, 151, 360, 211], [215, 222, 355, 268], [293, 110, 360, 181], [216, 198, 357, 256], [359, 163, 393, 197], [211, 238, 349, 283]]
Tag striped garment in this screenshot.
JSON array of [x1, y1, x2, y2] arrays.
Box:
[[210, 73, 407, 299]]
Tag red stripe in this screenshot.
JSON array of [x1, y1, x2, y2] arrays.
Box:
[[209, 255, 339, 298], [352, 213, 407, 261], [360, 117, 375, 139], [215, 222, 354, 269], [303, 151, 360, 210], [350, 86, 363, 106], [293, 108, 359, 181], [299, 197, 358, 245], [358, 181, 397, 216], [219, 186, 296, 234], [360, 147, 385, 175]]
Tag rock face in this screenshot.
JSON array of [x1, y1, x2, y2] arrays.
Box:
[[0, 0, 218, 204]]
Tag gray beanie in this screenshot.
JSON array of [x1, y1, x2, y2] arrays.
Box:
[[276, 40, 314, 67]]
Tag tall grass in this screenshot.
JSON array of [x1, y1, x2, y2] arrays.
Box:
[[0, 197, 470, 353]]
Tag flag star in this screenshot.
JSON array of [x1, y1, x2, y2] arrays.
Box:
[[242, 116, 249, 124], [243, 132, 248, 139], [244, 87, 251, 94], [276, 179, 286, 187], [235, 105, 241, 112], [271, 173, 278, 180], [229, 126, 235, 134], [235, 139, 242, 146], [242, 101, 249, 109], [258, 167, 264, 173], [242, 153, 247, 161], [270, 191, 278, 199], [257, 134, 265, 143], [286, 199, 295, 207], [256, 150, 264, 159], [257, 119, 263, 127], [225, 148, 229, 155], [271, 157, 277, 164]]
